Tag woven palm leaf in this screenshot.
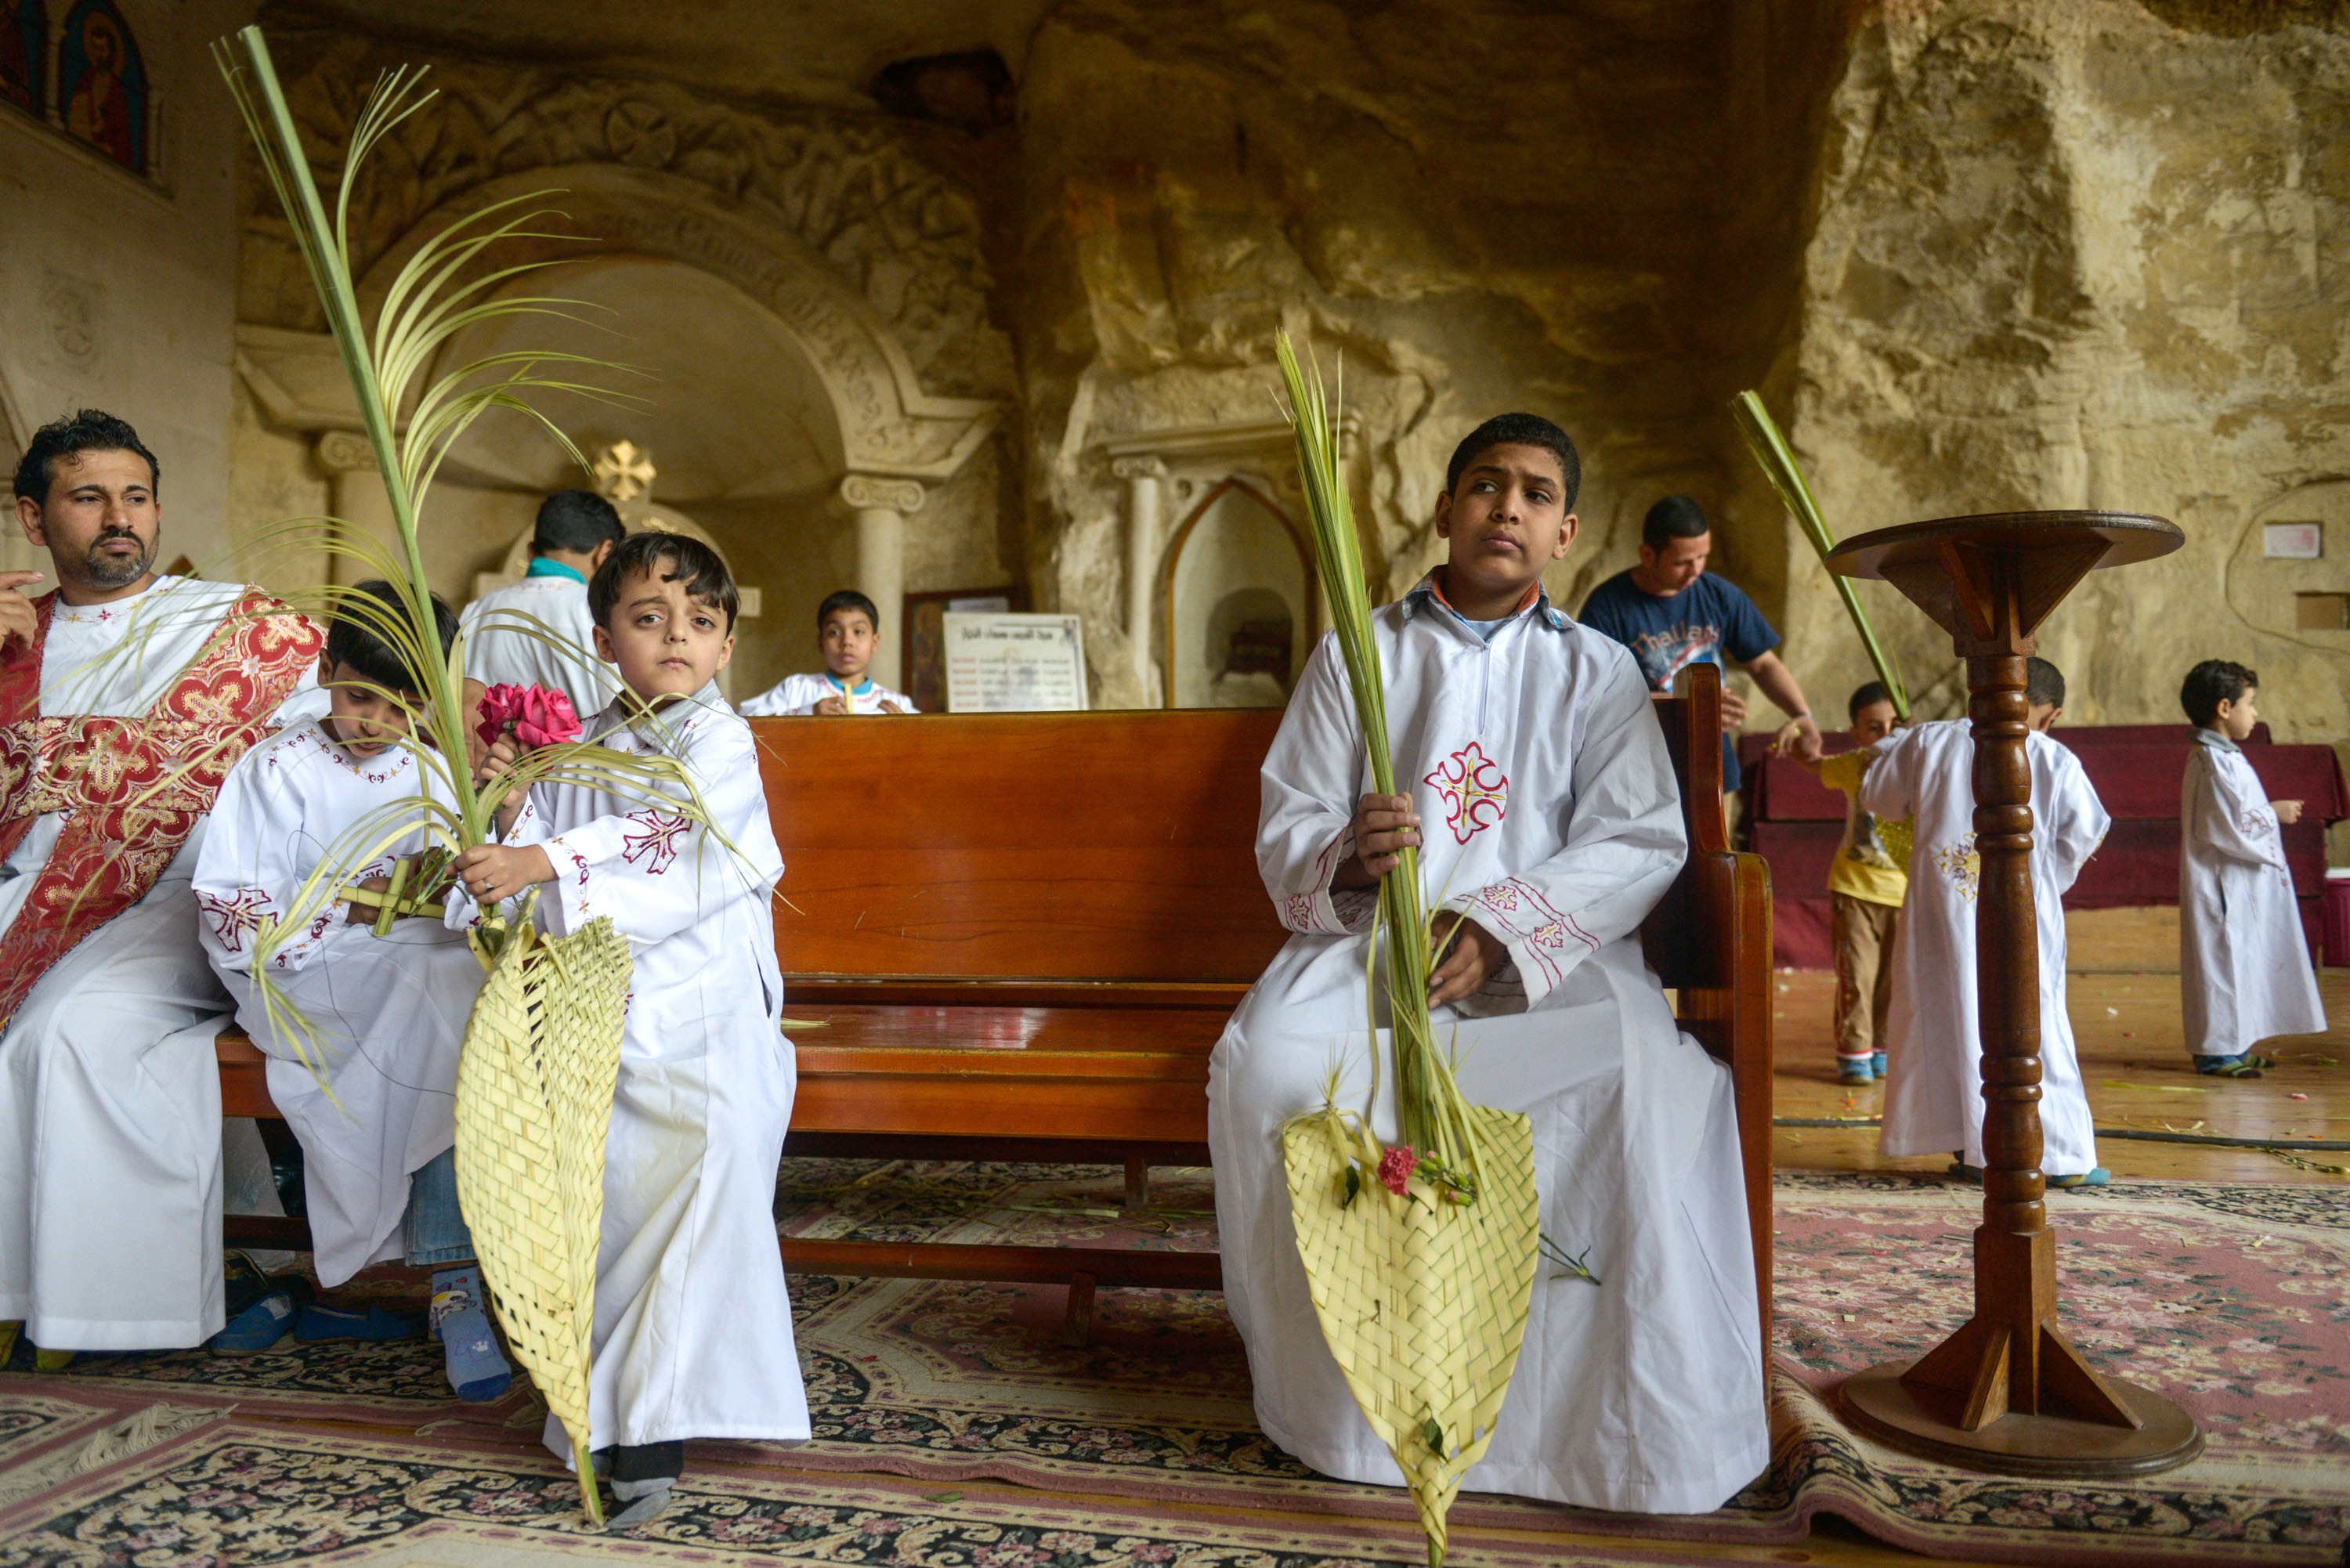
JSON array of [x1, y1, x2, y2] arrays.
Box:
[[454, 905, 631, 1524], [1282, 1104, 1539, 1566]]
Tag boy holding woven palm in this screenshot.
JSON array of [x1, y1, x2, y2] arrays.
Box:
[[1209, 413, 1767, 1514], [450, 531, 804, 1524]]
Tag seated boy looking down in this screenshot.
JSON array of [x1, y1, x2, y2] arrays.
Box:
[[450, 532, 804, 1523], [193, 582, 510, 1395], [738, 589, 915, 715], [2178, 659, 2324, 1078], [1209, 413, 1769, 1514], [1861, 657, 2111, 1187]]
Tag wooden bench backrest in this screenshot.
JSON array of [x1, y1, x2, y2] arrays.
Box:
[[754, 710, 1289, 987], [756, 668, 1750, 999]]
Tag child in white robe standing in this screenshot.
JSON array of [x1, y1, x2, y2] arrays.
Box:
[[1209, 413, 1768, 1516], [452, 530, 804, 1523], [2178, 659, 2324, 1077], [194, 583, 511, 1393], [1862, 656, 2112, 1186]]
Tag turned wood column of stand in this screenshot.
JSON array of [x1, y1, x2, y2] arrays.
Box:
[[1826, 510, 2200, 1476]]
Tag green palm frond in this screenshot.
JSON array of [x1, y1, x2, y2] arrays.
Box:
[[1730, 391, 1909, 720], [213, 28, 644, 843], [1272, 333, 1483, 1191]]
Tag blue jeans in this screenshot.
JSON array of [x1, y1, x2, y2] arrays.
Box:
[[403, 1150, 476, 1267]]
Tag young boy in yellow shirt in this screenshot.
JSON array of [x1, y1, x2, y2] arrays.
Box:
[[1791, 682, 1909, 1084]]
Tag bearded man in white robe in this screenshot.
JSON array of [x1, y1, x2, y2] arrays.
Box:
[[1861, 657, 2111, 1184], [0, 410, 322, 1353], [1209, 414, 1768, 1516]]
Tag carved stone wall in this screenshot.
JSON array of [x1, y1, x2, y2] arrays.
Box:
[[237, 31, 1013, 400]]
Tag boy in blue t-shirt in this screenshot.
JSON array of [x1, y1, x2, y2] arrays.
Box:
[[1577, 494, 1823, 792]]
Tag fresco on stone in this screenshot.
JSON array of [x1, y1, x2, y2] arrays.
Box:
[[58, 0, 141, 172], [0, 0, 42, 117]]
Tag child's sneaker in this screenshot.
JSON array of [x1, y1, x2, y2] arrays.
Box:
[[429, 1266, 513, 1403], [210, 1292, 297, 1354], [2048, 1168, 2113, 1189], [1871, 1050, 1887, 1078], [2194, 1053, 2264, 1078], [1837, 1057, 1875, 1085]]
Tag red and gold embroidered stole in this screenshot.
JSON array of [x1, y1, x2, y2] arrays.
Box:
[[0, 587, 323, 1025]]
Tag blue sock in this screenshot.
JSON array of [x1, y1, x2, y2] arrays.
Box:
[[429, 1266, 512, 1402]]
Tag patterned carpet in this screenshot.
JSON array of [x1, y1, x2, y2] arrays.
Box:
[[0, 1165, 2344, 1565]]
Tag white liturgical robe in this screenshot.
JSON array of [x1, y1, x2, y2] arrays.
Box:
[[448, 685, 807, 1454], [193, 721, 486, 1286], [0, 576, 323, 1349], [737, 670, 916, 716], [1208, 576, 1768, 1516], [459, 571, 622, 721], [1861, 721, 2110, 1176], [2180, 727, 2324, 1059]]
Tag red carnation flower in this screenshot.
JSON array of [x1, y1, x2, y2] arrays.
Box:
[[1376, 1143, 1418, 1197]]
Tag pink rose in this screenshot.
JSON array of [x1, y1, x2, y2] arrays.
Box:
[[513, 686, 581, 749], [475, 683, 581, 752], [1376, 1143, 1418, 1197]]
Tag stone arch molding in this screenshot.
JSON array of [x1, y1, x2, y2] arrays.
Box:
[[357, 164, 1000, 483]]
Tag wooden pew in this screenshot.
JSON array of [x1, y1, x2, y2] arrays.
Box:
[[220, 664, 1773, 1349]]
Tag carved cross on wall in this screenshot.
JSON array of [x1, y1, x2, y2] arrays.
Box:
[[592, 439, 657, 503]]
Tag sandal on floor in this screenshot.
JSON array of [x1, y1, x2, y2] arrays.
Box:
[[2195, 1054, 2265, 1078], [2048, 1168, 2113, 1189], [296, 1301, 424, 1344]]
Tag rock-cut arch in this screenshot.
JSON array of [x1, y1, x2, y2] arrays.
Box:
[[356, 163, 1000, 483]]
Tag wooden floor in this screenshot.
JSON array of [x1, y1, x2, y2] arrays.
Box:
[[1773, 905, 2350, 1184]]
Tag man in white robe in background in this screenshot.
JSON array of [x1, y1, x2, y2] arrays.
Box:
[[0, 410, 323, 1354], [1209, 414, 1768, 1516], [458, 489, 625, 744], [2177, 659, 2324, 1075], [1862, 656, 2111, 1184]]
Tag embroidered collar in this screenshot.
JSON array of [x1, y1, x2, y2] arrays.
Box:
[[596, 681, 725, 750], [52, 575, 179, 626], [310, 717, 418, 777], [2193, 725, 2241, 754], [1400, 568, 1567, 632], [526, 557, 589, 585]]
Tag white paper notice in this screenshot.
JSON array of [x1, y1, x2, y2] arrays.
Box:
[[942, 613, 1089, 713]]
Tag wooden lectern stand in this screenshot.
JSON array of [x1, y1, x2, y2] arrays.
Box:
[[1825, 511, 2204, 1476]]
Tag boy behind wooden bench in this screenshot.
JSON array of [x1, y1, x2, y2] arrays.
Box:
[[451, 531, 804, 1523]]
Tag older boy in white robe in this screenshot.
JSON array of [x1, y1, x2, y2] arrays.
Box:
[[1862, 657, 2111, 1186], [194, 581, 513, 1393], [2177, 659, 2324, 1077], [453, 530, 804, 1523], [0, 411, 323, 1358], [460, 490, 627, 735], [1209, 413, 1768, 1516]]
